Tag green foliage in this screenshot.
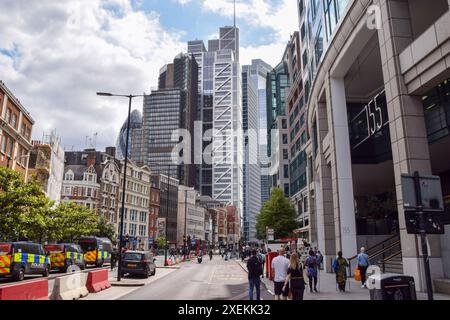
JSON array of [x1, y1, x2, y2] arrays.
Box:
[[256, 188, 298, 240], [0, 167, 110, 243], [95, 216, 117, 245], [156, 237, 166, 249], [0, 168, 53, 242]]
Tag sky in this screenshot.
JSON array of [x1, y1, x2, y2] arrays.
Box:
[[0, 0, 298, 150]]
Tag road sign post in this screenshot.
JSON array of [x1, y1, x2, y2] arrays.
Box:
[[401, 172, 446, 301]]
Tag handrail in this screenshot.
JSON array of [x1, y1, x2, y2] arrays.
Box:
[[368, 240, 401, 262], [378, 250, 402, 264], [348, 234, 399, 262]]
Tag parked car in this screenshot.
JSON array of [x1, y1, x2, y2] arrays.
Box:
[[120, 251, 156, 278]]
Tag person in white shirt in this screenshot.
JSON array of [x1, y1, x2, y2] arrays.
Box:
[[271, 248, 290, 300]]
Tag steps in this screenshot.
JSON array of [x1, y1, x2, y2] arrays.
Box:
[[379, 255, 403, 274]]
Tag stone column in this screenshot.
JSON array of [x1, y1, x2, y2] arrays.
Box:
[[377, 0, 444, 290], [327, 77, 358, 260], [314, 99, 338, 272]]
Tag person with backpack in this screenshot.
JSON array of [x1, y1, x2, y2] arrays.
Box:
[[282, 252, 305, 300], [356, 247, 370, 288], [247, 249, 263, 300], [305, 250, 318, 293], [257, 249, 266, 278], [333, 251, 349, 292]]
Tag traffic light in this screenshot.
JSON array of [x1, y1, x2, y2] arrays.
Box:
[[183, 235, 186, 242]]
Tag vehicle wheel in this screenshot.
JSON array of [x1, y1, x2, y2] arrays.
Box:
[[152, 268, 156, 276], [43, 266, 50, 278], [14, 268, 25, 281], [81, 264, 86, 270], [95, 260, 104, 268]]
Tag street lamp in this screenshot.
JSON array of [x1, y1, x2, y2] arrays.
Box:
[[97, 91, 144, 282]]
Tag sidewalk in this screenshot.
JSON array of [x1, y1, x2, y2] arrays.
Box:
[[235, 260, 450, 300]]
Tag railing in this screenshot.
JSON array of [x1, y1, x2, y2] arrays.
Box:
[[347, 234, 401, 277], [378, 250, 402, 274]]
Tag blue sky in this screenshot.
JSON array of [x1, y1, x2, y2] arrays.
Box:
[[0, 0, 297, 150], [134, 0, 280, 48]]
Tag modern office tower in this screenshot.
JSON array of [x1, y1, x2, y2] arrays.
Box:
[[242, 65, 261, 244], [188, 25, 241, 204], [296, 0, 450, 292], [249, 59, 273, 204], [116, 110, 144, 165], [266, 50, 291, 197], [142, 53, 198, 187]]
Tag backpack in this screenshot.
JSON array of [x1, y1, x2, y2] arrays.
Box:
[[307, 256, 317, 268], [332, 259, 339, 273]]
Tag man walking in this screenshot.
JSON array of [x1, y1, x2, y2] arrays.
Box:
[[247, 250, 263, 300], [272, 248, 290, 300], [357, 247, 370, 288], [257, 249, 266, 278]]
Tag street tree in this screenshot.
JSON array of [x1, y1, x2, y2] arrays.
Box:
[[95, 215, 117, 245], [53, 202, 100, 242], [0, 167, 53, 242], [156, 236, 166, 249], [256, 188, 298, 240]]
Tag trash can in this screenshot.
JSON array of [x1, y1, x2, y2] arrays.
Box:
[[367, 273, 417, 300]]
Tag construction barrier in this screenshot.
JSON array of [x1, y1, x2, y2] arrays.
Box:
[[50, 272, 88, 300], [0, 279, 49, 300], [86, 269, 111, 293]]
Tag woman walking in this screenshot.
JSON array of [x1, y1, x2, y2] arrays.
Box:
[[305, 250, 319, 293], [333, 251, 349, 292], [282, 253, 306, 301]]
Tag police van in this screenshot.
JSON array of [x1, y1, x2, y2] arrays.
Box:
[[79, 237, 113, 267], [44, 243, 86, 272], [0, 242, 51, 281]]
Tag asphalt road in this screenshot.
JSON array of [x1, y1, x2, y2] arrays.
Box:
[[120, 256, 273, 300]]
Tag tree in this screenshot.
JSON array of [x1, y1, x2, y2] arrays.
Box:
[[95, 216, 117, 245], [0, 167, 53, 242], [156, 237, 166, 249], [52, 202, 100, 242], [256, 188, 298, 240]]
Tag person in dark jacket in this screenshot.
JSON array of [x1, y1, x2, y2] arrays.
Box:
[[247, 249, 263, 300]]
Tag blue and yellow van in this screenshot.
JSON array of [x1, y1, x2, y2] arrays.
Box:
[[0, 242, 51, 281], [79, 237, 112, 267]]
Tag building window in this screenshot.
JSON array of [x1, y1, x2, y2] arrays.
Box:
[[283, 149, 289, 160], [5, 108, 11, 123], [1, 135, 7, 154], [11, 113, 17, 129], [284, 184, 290, 197], [284, 165, 289, 178], [282, 134, 288, 145], [282, 119, 287, 129]]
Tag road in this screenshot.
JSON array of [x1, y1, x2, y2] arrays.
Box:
[[120, 256, 273, 300]]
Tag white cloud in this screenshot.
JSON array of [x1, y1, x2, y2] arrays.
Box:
[[0, 0, 185, 150], [199, 0, 298, 66]]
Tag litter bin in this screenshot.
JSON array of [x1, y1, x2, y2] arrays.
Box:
[[367, 273, 417, 300]]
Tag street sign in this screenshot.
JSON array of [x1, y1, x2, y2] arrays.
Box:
[[148, 238, 154, 245], [405, 212, 445, 235], [267, 228, 274, 241], [402, 174, 444, 211]]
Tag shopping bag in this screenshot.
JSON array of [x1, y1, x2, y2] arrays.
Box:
[[354, 268, 361, 282]]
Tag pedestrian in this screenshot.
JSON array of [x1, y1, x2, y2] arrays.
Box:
[[333, 251, 349, 292], [257, 249, 266, 278], [209, 249, 213, 261], [316, 250, 324, 270], [356, 247, 370, 288], [305, 250, 319, 293], [272, 248, 290, 300], [110, 249, 117, 271], [247, 249, 263, 300], [282, 253, 305, 301]]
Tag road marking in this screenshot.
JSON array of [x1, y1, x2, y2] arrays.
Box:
[[268, 290, 274, 295]]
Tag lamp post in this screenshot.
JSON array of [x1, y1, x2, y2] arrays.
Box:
[[97, 92, 144, 282], [164, 163, 171, 266], [183, 189, 188, 261]]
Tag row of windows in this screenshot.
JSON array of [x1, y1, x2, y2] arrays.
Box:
[[63, 186, 100, 198], [0, 134, 28, 166]]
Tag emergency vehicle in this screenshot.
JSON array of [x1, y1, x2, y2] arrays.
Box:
[[44, 243, 85, 272], [79, 237, 112, 267]]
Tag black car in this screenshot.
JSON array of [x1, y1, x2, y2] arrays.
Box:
[[120, 251, 156, 278]]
